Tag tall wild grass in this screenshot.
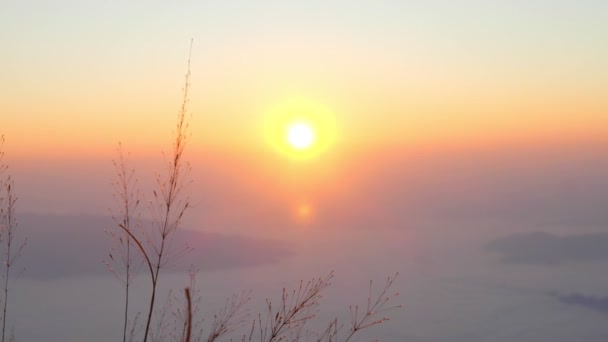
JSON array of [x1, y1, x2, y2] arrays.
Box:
[[104, 40, 402, 341]]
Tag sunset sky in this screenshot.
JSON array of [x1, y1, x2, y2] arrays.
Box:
[[2, 0, 608, 158], [1, 1, 608, 341]]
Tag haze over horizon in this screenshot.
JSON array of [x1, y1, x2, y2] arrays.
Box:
[[1, 1, 608, 341]]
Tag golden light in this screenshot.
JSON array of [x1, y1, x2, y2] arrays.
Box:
[[287, 122, 315, 150], [297, 203, 312, 217], [264, 98, 336, 159], [294, 202, 315, 223]]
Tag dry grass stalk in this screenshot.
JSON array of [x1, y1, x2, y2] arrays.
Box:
[[168, 269, 202, 342], [0, 136, 28, 342], [342, 272, 401, 342], [270, 272, 401, 342], [114, 39, 194, 342], [185, 287, 193, 342], [105, 144, 143, 342], [246, 272, 334, 342], [105, 41, 401, 342], [207, 291, 251, 342]]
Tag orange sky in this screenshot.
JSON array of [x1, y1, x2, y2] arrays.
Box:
[[2, 2, 608, 160], [1, 1, 607, 229]]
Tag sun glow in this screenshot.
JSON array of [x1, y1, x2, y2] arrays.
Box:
[[294, 202, 315, 224], [287, 122, 315, 150], [297, 204, 312, 217], [265, 98, 336, 159]]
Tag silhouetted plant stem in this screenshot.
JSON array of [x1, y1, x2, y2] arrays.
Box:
[[0, 135, 5, 342], [142, 54, 191, 341], [253, 272, 334, 342], [184, 287, 192, 342], [342, 273, 400, 342], [107, 39, 401, 342], [207, 291, 250, 342], [123, 241, 130, 342], [0, 159, 27, 342], [1, 183, 13, 342], [116, 223, 154, 341], [107, 145, 142, 342], [114, 39, 193, 342]]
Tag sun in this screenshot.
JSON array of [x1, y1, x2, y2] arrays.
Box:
[[287, 122, 315, 150], [294, 202, 315, 223], [264, 98, 336, 159]]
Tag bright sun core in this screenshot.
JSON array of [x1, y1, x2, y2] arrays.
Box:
[[265, 98, 335, 159], [287, 122, 315, 150]]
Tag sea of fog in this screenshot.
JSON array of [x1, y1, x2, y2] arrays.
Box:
[[8, 213, 608, 342], [6, 144, 608, 341]]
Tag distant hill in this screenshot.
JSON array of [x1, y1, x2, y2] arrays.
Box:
[[17, 213, 292, 279]]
